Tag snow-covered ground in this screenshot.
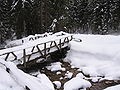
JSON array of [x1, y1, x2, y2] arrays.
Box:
[[64, 34, 120, 89], [104, 84, 120, 90], [1, 32, 120, 90]]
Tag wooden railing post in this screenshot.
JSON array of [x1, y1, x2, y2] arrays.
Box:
[[71, 35, 73, 41], [44, 43, 47, 58], [59, 39, 62, 49], [23, 49, 26, 68], [5, 53, 10, 61]]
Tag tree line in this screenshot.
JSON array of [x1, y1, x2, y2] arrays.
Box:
[[0, 0, 120, 43]]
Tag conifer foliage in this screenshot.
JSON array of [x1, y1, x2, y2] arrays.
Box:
[[0, 0, 120, 43]]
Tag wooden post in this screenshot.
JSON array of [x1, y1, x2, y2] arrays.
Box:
[[70, 35, 73, 41], [23, 49, 26, 68], [36, 45, 44, 57], [5, 53, 10, 61], [48, 41, 54, 52], [54, 41, 60, 50], [27, 46, 35, 61], [22, 40, 24, 43], [44, 43, 47, 58], [59, 39, 62, 49]]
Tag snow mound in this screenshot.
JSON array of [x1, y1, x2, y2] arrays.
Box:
[[64, 73, 91, 90], [0, 59, 54, 90], [104, 84, 120, 90]]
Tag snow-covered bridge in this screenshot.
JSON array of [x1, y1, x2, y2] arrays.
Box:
[[0, 32, 73, 67]]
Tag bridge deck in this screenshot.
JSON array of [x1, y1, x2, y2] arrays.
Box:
[[0, 34, 73, 67]]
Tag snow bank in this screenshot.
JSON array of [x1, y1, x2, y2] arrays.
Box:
[[104, 84, 120, 90], [64, 73, 91, 90], [65, 34, 120, 80], [0, 59, 54, 90]]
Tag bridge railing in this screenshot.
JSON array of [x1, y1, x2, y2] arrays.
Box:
[[0, 35, 73, 67]]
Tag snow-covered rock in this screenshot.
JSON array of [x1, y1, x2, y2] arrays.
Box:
[[65, 71, 73, 79], [64, 74, 91, 90], [53, 81, 61, 89], [46, 62, 65, 71]]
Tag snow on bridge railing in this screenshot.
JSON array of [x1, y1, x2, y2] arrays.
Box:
[[0, 35, 72, 55], [0, 34, 73, 67]]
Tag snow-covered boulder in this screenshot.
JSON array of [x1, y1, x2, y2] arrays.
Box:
[[64, 73, 91, 90]]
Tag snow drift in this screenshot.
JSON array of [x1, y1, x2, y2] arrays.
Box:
[[65, 34, 120, 80]]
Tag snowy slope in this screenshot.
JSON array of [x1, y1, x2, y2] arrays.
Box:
[[65, 34, 120, 80]]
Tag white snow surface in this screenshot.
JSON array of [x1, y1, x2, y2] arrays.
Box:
[[64, 73, 91, 90], [53, 81, 61, 89], [46, 62, 65, 71], [0, 59, 54, 90], [65, 71, 73, 79], [65, 34, 120, 80], [104, 84, 120, 90]]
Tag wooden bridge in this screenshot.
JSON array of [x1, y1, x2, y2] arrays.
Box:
[[0, 35, 73, 68]]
